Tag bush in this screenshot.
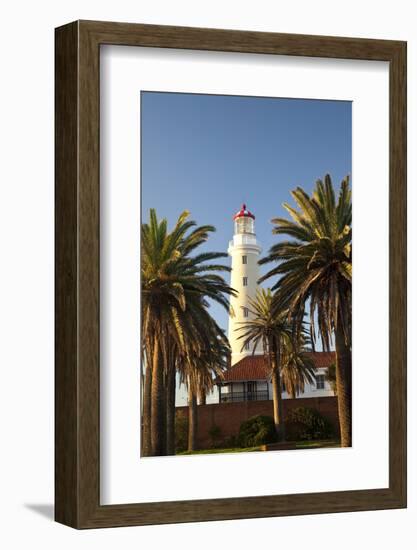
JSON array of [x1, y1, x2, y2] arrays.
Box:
[[285, 407, 334, 441], [175, 410, 188, 452], [238, 415, 277, 447], [208, 424, 222, 448]]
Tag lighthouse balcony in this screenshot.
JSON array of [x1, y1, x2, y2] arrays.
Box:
[[229, 233, 258, 247]]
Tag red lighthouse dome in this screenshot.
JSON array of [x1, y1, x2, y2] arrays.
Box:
[[233, 203, 255, 220]]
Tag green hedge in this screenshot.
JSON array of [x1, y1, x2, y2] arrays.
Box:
[[285, 407, 334, 441], [238, 415, 277, 447]]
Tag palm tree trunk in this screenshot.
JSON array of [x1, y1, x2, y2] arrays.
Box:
[[270, 338, 285, 441], [151, 335, 166, 456], [166, 364, 176, 455], [141, 357, 152, 457], [335, 325, 352, 447], [188, 385, 198, 451], [198, 387, 206, 405]]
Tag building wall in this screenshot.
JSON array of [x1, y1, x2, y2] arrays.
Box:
[[271, 367, 335, 399], [221, 368, 334, 399], [177, 396, 339, 450]]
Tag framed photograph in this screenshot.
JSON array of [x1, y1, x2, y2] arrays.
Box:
[[55, 20, 406, 528]]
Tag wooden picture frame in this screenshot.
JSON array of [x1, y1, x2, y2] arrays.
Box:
[[55, 20, 407, 528]]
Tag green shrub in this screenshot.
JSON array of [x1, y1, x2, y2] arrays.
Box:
[[208, 424, 222, 448], [238, 415, 277, 447], [285, 407, 334, 441], [175, 410, 188, 452]]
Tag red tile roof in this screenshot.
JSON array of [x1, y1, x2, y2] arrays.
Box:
[[219, 352, 335, 383]]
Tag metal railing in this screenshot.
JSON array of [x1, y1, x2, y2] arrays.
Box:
[[220, 390, 269, 403]]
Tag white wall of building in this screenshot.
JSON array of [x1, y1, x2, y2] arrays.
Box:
[[221, 368, 334, 400], [271, 368, 335, 399]]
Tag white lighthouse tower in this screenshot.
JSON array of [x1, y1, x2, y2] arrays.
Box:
[[228, 204, 263, 365]]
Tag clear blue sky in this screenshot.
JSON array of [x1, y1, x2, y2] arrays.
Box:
[[141, 91, 352, 341]]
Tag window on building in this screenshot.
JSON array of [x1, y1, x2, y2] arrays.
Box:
[[282, 381, 286, 393], [243, 276, 248, 286], [243, 307, 249, 318], [315, 374, 326, 390], [242, 255, 247, 264]]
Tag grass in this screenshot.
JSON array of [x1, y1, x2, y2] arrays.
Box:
[[177, 439, 340, 455], [178, 446, 262, 455], [295, 439, 340, 449]]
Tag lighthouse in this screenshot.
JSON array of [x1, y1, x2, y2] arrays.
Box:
[[228, 204, 263, 365]]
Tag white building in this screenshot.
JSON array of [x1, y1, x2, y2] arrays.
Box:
[[219, 204, 334, 403]]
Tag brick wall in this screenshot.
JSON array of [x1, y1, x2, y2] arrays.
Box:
[[176, 396, 339, 449]]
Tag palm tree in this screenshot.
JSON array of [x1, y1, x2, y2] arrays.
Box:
[[177, 318, 230, 452], [141, 341, 153, 456], [237, 288, 293, 440], [165, 340, 179, 456], [141, 209, 235, 455], [259, 174, 352, 446], [325, 363, 337, 395], [280, 334, 316, 399]]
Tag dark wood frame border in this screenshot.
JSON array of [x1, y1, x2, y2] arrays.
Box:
[[55, 20, 407, 528]]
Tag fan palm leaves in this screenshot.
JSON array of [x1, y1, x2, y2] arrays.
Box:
[[141, 209, 235, 455], [259, 174, 352, 446]]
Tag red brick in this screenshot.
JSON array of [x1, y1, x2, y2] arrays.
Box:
[[177, 396, 340, 450]]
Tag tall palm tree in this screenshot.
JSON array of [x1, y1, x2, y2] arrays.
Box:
[[237, 288, 293, 440], [164, 339, 179, 456], [141, 209, 235, 455], [259, 174, 352, 446], [325, 363, 337, 396], [181, 328, 229, 451], [280, 334, 316, 399], [141, 341, 153, 456]]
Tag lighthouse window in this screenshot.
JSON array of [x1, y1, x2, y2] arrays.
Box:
[[242, 255, 247, 264], [235, 216, 254, 235], [243, 277, 248, 286], [243, 307, 249, 318]]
